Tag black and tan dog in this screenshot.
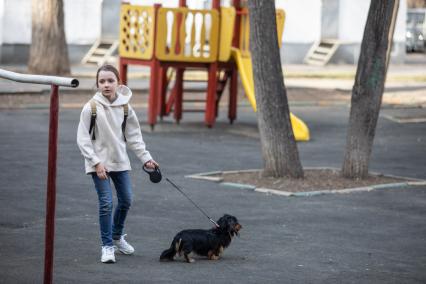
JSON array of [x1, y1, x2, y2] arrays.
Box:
[[159, 214, 242, 263]]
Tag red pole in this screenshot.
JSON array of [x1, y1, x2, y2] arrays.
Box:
[[173, 0, 186, 121], [174, 68, 184, 123], [44, 84, 59, 284], [212, 0, 220, 9], [119, 57, 128, 86], [229, 70, 238, 123], [205, 0, 221, 127], [148, 4, 161, 128], [232, 0, 242, 48], [157, 66, 168, 118]]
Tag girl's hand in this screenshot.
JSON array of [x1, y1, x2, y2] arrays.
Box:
[[95, 163, 108, 180], [144, 160, 159, 169]]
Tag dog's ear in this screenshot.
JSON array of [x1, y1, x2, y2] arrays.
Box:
[[222, 214, 232, 220], [216, 215, 230, 230]]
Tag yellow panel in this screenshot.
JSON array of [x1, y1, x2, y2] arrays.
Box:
[[239, 8, 250, 57], [239, 8, 286, 55], [155, 8, 219, 62], [119, 4, 155, 60], [276, 9, 286, 48], [218, 7, 236, 62]]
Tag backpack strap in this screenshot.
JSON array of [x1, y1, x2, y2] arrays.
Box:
[[122, 103, 129, 142], [89, 100, 97, 140], [88, 101, 129, 142]]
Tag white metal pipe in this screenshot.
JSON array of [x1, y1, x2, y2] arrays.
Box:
[[0, 68, 79, 88]]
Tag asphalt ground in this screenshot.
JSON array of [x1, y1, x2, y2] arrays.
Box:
[[0, 103, 425, 283]]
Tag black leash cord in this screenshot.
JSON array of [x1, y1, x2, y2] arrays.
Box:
[[165, 178, 219, 228]]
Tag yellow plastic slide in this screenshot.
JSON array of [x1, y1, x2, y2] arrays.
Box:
[[231, 48, 310, 141]]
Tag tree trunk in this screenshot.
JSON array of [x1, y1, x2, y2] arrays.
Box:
[[28, 0, 70, 75], [342, 0, 399, 179], [248, 0, 304, 178]]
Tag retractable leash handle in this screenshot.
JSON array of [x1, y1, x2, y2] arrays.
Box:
[[165, 178, 220, 228], [143, 165, 162, 183]]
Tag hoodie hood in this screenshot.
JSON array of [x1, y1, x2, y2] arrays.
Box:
[[93, 85, 132, 106]]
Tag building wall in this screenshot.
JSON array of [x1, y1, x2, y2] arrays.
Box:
[[334, 0, 406, 64], [1, 0, 31, 44], [0, 0, 4, 45], [0, 0, 408, 65], [321, 0, 339, 38], [276, 0, 322, 63], [278, 0, 407, 64], [0, 0, 101, 64]]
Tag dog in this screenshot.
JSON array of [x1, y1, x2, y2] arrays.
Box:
[[159, 214, 242, 263]]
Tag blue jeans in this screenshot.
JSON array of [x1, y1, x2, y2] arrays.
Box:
[[91, 171, 132, 247]]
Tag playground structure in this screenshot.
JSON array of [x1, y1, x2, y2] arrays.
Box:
[[118, 0, 310, 141]]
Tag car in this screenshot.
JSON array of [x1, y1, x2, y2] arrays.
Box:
[[406, 28, 424, 52], [406, 8, 426, 52]]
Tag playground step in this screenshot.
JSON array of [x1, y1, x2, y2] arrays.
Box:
[[183, 99, 207, 103], [304, 39, 340, 66], [182, 109, 205, 113], [182, 87, 208, 93], [81, 38, 119, 66], [92, 48, 110, 55]]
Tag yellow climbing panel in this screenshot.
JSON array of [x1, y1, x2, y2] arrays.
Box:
[[119, 4, 155, 60], [155, 7, 219, 62]]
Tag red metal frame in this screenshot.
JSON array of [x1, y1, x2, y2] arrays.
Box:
[[119, 0, 242, 128], [43, 84, 59, 284]]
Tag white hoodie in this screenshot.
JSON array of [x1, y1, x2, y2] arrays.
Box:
[[77, 85, 153, 174]]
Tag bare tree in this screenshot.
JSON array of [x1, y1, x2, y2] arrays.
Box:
[[342, 0, 399, 179], [247, 0, 304, 178], [28, 0, 70, 75]]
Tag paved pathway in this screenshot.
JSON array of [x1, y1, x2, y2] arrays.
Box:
[[0, 105, 425, 283]]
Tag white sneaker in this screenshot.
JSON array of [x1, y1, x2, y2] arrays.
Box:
[[113, 234, 135, 255], [101, 246, 116, 263]]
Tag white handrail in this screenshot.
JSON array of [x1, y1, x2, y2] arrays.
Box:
[[0, 68, 79, 88]]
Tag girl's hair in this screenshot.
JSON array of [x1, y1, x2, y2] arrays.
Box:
[[96, 64, 120, 87]]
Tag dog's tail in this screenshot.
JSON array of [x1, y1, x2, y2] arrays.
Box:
[[159, 238, 181, 261]]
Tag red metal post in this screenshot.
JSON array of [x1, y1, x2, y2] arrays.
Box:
[[229, 69, 238, 123], [212, 0, 220, 9], [174, 68, 184, 123], [149, 60, 160, 127], [206, 62, 218, 127], [173, 0, 186, 121], [44, 84, 59, 284], [157, 66, 168, 118], [232, 0, 242, 48], [228, 0, 242, 124], [148, 4, 161, 128], [119, 57, 128, 86], [204, 0, 221, 127]]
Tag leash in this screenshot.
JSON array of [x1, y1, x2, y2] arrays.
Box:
[[165, 178, 220, 228]]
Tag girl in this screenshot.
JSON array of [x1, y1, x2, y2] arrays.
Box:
[[77, 64, 158, 263]]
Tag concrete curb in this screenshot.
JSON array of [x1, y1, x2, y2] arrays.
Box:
[[186, 168, 426, 197]]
